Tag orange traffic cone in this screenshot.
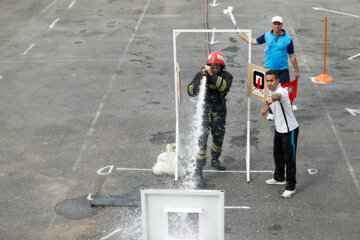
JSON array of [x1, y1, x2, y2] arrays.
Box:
[[314, 73, 334, 83], [313, 17, 334, 84]]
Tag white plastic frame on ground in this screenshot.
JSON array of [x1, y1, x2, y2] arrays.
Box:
[[141, 189, 224, 240], [173, 29, 252, 182]]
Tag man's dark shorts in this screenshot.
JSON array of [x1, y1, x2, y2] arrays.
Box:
[[276, 68, 290, 85]]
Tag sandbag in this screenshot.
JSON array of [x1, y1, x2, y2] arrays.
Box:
[[152, 143, 176, 176]]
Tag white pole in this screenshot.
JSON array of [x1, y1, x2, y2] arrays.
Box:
[[248, 30, 252, 63], [173, 30, 179, 181], [173, 29, 250, 33], [246, 30, 252, 183]]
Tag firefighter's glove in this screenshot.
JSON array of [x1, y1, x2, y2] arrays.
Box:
[[200, 73, 209, 81]]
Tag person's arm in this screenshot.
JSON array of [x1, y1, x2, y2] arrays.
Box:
[[236, 32, 258, 45], [208, 70, 233, 95], [287, 40, 300, 79], [264, 93, 281, 106], [289, 54, 300, 79], [188, 71, 202, 97], [261, 106, 271, 116]]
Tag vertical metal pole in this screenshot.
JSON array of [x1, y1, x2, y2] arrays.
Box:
[[323, 17, 327, 75], [246, 30, 252, 183], [173, 30, 179, 181], [177, 62, 182, 104]]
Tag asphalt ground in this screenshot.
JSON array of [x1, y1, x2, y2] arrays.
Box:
[[0, 0, 359, 239]]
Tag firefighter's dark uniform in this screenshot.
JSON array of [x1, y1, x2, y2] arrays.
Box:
[[188, 67, 233, 169]]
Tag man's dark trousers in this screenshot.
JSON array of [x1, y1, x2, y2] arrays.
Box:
[[273, 127, 299, 190]]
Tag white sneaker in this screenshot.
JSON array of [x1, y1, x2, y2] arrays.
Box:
[[281, 190, 296, 198], [267, 113, 274, 121], [265, 178, 286, 185]]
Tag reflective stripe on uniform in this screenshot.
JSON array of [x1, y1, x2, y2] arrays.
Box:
[[208, 112, 217, 122], [219, 81, 227, 92], [212, 112, 217, 122], [216, 76, 227, 92], [211, 142, 222, 153], [197, 150, 207, 160], [188, 84, 194, 96], [216, 76, 222, 88]]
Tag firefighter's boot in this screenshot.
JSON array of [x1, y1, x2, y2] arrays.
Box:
[[211, 159, 226, 171], [211, 143, 226, 171], [211, 151, 226, 171]]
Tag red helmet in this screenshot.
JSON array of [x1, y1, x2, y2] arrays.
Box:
[[207, 51, 226, 68]]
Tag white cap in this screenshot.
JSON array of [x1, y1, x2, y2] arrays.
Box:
[[272, 16, 283, 23]]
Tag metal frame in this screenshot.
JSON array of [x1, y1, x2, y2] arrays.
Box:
[[173, 29, 252, 182], [141, 189, 224, 240]]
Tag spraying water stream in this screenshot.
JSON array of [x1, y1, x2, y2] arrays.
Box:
[[95, 77, 209, 239], [181, 76, 207, 189]]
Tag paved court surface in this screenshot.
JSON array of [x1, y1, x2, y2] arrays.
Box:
[[0, 0, 359, 239]]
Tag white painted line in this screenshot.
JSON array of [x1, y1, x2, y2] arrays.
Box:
[[209, 27, 219, 45], [310, 77, 327, 84], [134, 0, 151, 32], [97, 165, 114, 175], [72, 133, 90, 171], [100, 222, 142, 240], [49, 18, 60, 28], [87, 193, 94, 201], [116, 167, 153, 171], [225, 206, 251, 209], [326, 111, 360, 196], [23, 43, 36, 55], [100, 228, 122, 240], [97, 166, 272, 174], [209, 0, 220, 7], [0, 75, 3, 79], [312, 7, 360, 18], [68, 1, 76, 8], [308, 169, 318, 175], [174, 29, 248, 33], [348, 53, 360, 60], [92, 103, 104, 126], [71, 0, 152, 172], [73, 102, 103, 171], [43, 215, 56, 240], [39, 0, 58, 16], [113, 168, 272, 173], [144, 14, 178, 18], [204, 170, 273, 173], [345, 108, 360, 116]]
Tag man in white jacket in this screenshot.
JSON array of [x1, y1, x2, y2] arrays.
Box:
[[261, 70, 299, 198]]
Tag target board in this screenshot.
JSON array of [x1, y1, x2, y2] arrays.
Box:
[[247, 63, 270, 102]]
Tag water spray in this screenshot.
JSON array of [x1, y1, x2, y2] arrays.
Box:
[[182, 76, 207, 189]]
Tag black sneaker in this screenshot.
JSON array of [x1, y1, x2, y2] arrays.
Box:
[[211, 160, 226, 171]]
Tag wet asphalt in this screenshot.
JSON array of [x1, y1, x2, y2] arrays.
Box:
[[0, 0, 359, 239]]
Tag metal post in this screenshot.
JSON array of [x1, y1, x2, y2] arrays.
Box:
[[246, 30, 252, 183], [173, 30, 180, 181]]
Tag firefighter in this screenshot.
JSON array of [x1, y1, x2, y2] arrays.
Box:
[[188, 51, 233, 187]]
